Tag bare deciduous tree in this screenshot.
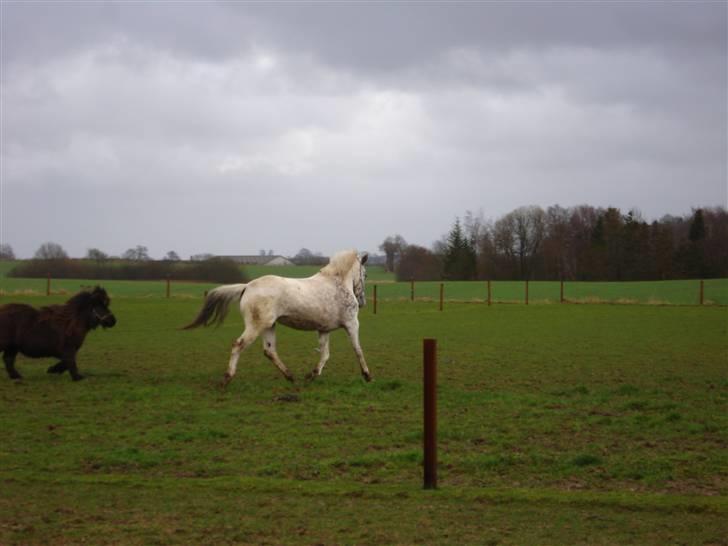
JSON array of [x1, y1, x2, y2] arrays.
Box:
[[34, 242, 68, 260], [0, 243, 15, 260], [86, 248, 109, 262], [379, 235, 407, 272], [122, 245, 151, 261]]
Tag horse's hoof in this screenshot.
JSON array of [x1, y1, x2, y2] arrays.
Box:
[[220, 373, 232, 389], [363, 372, 373, 383], [71, 374, 85, 382], [305, 370, 319, 381]]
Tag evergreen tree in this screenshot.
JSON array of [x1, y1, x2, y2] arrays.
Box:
[[689, 208, 706, 242], [685, 208, 707, 277], [443, 218, 477, 280]]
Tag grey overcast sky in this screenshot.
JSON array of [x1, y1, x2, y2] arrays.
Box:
[[1, 1, 726, 259]]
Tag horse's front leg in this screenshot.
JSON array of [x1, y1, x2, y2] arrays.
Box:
[[3, 350, 22, 380], [344, 319, 372, 382], [306, 332, 330, 380], [62, 354, 84, 381]]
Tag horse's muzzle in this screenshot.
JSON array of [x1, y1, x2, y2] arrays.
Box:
[[101, 314, 117, 329]]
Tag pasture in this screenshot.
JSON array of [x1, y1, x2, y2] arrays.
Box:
[[2, 260, 728, 306], [0, 292, 726, 544]]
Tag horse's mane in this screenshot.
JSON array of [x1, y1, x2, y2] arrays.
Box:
[[319, 250, 359, 278]]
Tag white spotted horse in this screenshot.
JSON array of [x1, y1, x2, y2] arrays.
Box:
[[184, 250, 371, 386]]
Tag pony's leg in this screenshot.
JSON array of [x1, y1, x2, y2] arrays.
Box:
[[47, 361, 68, 374], [223, 328, 260, 387], [306, 332, 330, 380], [345, 320, 372, 382], [63, 356, 84, 381], [262, 327, 294, 382], [2, 350, 22, 380]]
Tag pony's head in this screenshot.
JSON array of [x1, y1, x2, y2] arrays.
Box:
[[321, 250, 369, 308], [68, 286, 117, 329]]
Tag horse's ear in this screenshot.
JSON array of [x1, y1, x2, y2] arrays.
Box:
[[360, 252, 368, 265]]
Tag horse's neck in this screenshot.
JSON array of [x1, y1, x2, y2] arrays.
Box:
[[316, 270, 354, 288], [54, 304, 92, 336], [312, 270, 351, 282]]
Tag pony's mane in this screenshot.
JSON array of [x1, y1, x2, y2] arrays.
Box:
[[45, 287, 108, 318], [319, 250, 359, 278]]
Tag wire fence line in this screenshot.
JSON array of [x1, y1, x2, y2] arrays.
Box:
[[368, 279, 728, 307], [1, 276, 726, 306]]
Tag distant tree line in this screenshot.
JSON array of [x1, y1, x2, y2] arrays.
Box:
[[389, 205, 728, 281], [6, 243, 246, 284], [291, 248, 328, 265]]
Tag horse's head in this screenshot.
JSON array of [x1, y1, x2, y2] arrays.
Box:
[[321, 250, 369, 308], [353, 253, 368, 308], [87, 286, 117, 329]]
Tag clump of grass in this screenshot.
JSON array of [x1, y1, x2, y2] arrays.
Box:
[[571, 454, 602, 467], [623, 400, 649, 411], [614, 385, 640, 396], [550, 385, 590, 397], [377, 380, 404, 391]]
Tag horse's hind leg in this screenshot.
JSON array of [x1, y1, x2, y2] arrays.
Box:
[[262, 327, 294, 382], [2, 349, 22, 380], [306, 332, 330, 380], [47, 361, 68, 374], [222, 328, 260, 387]]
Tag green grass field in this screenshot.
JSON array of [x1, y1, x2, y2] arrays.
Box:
[[1, 260, 727, 305], [243, 264, 393, 282], [0, 295, 726, 544]]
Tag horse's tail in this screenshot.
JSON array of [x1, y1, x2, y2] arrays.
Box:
[[182, 284, 247, 330]]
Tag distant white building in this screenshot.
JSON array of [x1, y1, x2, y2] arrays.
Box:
[[264, 256, 295, 266], [217, 255, 295, 266]]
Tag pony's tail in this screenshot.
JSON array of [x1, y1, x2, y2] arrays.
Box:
[[182, 284, 247, 330]]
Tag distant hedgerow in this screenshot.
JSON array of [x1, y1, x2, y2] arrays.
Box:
[[7, 258, 246, 284]]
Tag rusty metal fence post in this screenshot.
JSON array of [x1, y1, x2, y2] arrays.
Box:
[[46, 273, 51, 296], [439, 283, 444, 311], [411, 279, 415, 302], [373, 285, 378, 314], [423, 338, 437, 489], [166, 276, 171, 298], [487, 280, 492, 306], [525, 280, 529, 305], [700, 280, 704, 305]]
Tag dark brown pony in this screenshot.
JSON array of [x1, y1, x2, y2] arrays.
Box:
[[0, 286, 116, 381]]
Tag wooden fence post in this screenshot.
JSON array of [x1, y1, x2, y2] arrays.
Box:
[[525, 280, 529, 305], [373, 285, 378, 314], [700, 280, 704, 305], [423, 338, 438, 490], [439, 283, 444, 311], [166, 276, 171, 298], [560, 279, 564, 304], [487, 280, 492, 306], [46, 273, 51, 296], [411, 279, 415, 302]]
